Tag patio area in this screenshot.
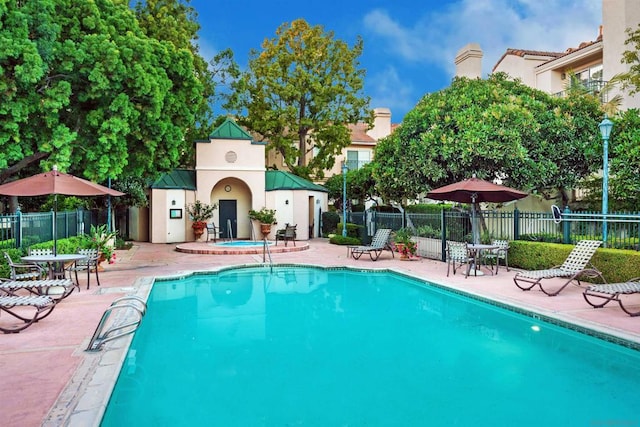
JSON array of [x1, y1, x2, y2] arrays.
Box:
[[1, 239, 639, 427]]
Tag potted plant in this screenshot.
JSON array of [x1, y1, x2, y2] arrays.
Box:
[[249, 207, 277, 236], [87, 224, 118, 267], [394, 227, 417, 260], [187, 200, 218, 240]]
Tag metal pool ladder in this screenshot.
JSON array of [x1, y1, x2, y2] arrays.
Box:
[[226, 219, 234, 241], [85, 296, 147, 352], [263, 237, 273, 272]]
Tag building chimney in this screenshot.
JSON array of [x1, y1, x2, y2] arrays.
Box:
[[455, 43, 483, 78], [367, 108, 391, 140]]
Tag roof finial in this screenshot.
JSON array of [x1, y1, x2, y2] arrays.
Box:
[[52, 165, 58, 171]]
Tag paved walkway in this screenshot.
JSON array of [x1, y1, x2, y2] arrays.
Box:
[[1, 240, 639, 427]]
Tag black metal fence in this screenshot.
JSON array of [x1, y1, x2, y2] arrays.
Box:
[[0, 209, 107, 250], [344, 208, 640, 258]]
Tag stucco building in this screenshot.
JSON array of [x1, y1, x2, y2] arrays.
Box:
[[147, 119, 328, 244], [456, 0, 640, 111]]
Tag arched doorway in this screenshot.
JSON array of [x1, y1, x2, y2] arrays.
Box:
[[211, 178, 252, 239]]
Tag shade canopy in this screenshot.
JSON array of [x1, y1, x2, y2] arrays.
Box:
[[426, 177, 527, 204], [0, 168, 124, 197], [0, 167, 125, 255]]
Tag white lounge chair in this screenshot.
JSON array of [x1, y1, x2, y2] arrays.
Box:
[[583, 278, 640, 317], [513, 240, 603, 296], [0, 291, 56, 333], [349, 229, 394, 261]]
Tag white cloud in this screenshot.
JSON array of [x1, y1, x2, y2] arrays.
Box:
[[363, 0, 601, 78], [366, 66, 415, 115]]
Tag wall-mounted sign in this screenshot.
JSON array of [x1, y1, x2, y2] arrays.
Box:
[[169, 208, 182, 219]]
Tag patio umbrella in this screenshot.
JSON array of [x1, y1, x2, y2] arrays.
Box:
[[427, 175, 527, 244], [0, 166, 125, 254]]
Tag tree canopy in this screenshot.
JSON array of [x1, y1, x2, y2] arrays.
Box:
[[0, 0, 212, 184], [224, 19, 372, 180], [324, 163, 377, 210], [609, 109, 640, 210], [616, 24, 640, 95], [372, 73, 604, 205]]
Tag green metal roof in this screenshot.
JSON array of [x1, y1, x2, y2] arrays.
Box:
[[150, 169, 196, 190], [209, 118, 253, 140], [150, 169, 326, 193], [265, 170, 328, 192]]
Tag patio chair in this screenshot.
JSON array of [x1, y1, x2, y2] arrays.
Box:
[[513, 240, 603, 296], [276, 224, 297, 247], [0, 289, 56, 333], [206, 222, 222, 242], [349, 228, 394, 261], [66, 248, 101, 290], [446, 242, 473, 278], [483, 240, 510, 274], [583, 278, 640, 317], [3, 251, 44, 281]]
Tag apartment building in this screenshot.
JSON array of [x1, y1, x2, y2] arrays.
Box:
[[456, 0, 640, 110]]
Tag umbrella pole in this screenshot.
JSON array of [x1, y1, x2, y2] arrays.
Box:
[[53, 195, 57, 255], [471, 194, 479, 245]]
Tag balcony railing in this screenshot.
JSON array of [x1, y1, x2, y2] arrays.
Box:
[[554, 79, 608, 102]]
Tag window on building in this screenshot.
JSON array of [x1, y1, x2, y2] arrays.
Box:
[[346, 150, 371, 170], [576, 64, 604, 92]]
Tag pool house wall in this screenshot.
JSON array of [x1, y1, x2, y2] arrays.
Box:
[[148, 118, 328, 243]]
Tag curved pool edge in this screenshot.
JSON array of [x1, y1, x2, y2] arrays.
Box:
[[175, 241, 309, 255]]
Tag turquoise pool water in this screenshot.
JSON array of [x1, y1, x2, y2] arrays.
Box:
[[215, 240, 272, 247], [101, 266, 640, 426]]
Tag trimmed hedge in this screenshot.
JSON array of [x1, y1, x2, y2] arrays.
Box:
[[509, 240, 640, 283], [337, 222, 362, 239], [329, 235, 361, 245], [0, 236, 90, 279]]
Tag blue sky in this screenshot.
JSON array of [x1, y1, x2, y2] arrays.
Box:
[[189, 0, 602, 122]]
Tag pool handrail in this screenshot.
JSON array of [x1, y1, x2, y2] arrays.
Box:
[[263, 237, 273, 272], [85, 296, 147, 352]]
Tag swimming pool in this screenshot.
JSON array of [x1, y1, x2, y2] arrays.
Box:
[[101, 266, 640, 426]]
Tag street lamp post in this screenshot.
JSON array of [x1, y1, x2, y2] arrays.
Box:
[[598, 115, 613, 248], [342, 162, 348, 237]]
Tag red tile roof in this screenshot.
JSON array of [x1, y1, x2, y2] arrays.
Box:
[[493, 33, 603, 72], [492, 49, 564, 72], [348, 123, 376, 143]]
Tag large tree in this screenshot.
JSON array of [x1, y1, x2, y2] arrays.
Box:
[[609, 109, 640, 210], [0, 0, 210, 184], [324, 163, 377, 210], [615, 24, 640, 94], [224, 19, 372, 180], [373, 73, 603, 205], [133, 0, 216, 166]]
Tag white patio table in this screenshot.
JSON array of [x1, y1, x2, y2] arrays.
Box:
[[21, 253, 87, 280]]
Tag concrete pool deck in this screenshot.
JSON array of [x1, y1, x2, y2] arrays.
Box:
[[1, 239, 639, 427]]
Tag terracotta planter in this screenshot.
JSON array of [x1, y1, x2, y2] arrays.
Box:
[[192, 221, 207, 240], [260, 223, 272, 236]]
